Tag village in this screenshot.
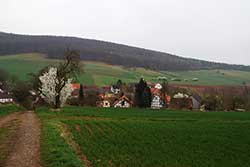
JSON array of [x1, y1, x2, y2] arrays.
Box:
[[1, 76, 249, 112], [0, 78, 202, 110], [72, 80, 249, 112], [71, 81, 202, 110], [1, 67, 249, 112]]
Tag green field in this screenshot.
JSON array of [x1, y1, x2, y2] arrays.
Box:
[[0, 53, 250, 86], [37, 106, 250, 167]]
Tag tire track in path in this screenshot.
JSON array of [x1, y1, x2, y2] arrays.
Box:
[[4, 111, 42, 167]]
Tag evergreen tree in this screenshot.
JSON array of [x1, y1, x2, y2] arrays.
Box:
[[135, 78, 151, 108], [116, 79, 123, 88], [161, 80, 169, 107], [143, 86, 152, 107], [79, 84, 84, 105]]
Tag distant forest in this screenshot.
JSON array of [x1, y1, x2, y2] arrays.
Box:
[[0, 32, 249, 71]]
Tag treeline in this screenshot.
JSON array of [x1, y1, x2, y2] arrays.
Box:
[[201, 86, 250, 111], [1, 32, 250, 71]]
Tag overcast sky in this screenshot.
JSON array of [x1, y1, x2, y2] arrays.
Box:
[[1, 0, 250, 65]]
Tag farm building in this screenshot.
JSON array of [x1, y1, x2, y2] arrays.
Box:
[[113, 95, 133, 108]]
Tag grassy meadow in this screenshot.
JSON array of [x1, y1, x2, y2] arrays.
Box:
[[37, 106, 250, 167], [0, 53, 250, 86]]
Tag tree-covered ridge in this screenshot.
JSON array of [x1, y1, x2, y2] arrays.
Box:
[[0, 32, 250, 71]]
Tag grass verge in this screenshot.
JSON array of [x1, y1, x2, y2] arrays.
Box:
[[40, 120, 84, 167], [0, 104, 24, 117]]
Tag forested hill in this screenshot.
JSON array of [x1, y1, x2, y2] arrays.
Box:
[[0, 32, 249, 71]]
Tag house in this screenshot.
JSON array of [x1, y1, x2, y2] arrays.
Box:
[[151, 83, 162, 96], [151, 87, 161, 96], [150, 83, 164, 109], [97, 99, 111, 108], [0, 89, 14, 104], [165, 95, 171, 107], [71, 83, 81, 97], [173, 93, 189, 99], [170, 93, 192, 110], [98, 86, 115, 98], [102, 100, 111, 108], [154, 83, 162, 89], [113, 95, 133, 108], [151, 95, 163, 109], [97, 93, 115, 108], [111, 86, 120, 94]]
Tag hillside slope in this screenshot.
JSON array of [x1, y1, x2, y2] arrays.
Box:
[[0, 32, 250, 71], [0, 53, 250, 86]]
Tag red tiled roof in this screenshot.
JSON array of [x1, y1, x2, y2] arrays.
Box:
[[71, 83, 80, 90], [165, 95, 171, 103], [113, 95, 133, 106], [151, 88, 161, 95]]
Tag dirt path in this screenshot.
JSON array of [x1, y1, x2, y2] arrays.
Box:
[[4, 111, 42, 167]]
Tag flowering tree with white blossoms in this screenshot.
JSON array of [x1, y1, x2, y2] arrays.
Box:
[[38, 49, 82, 109], [39, 67, 73, 108]]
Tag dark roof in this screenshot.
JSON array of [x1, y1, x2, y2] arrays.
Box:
[[98, 86, 111, 94], [191, 93, 202, 103]]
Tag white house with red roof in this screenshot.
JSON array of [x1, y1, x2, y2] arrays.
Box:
[[151, 83, 163, 109], [113, 95, 133, 108]]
